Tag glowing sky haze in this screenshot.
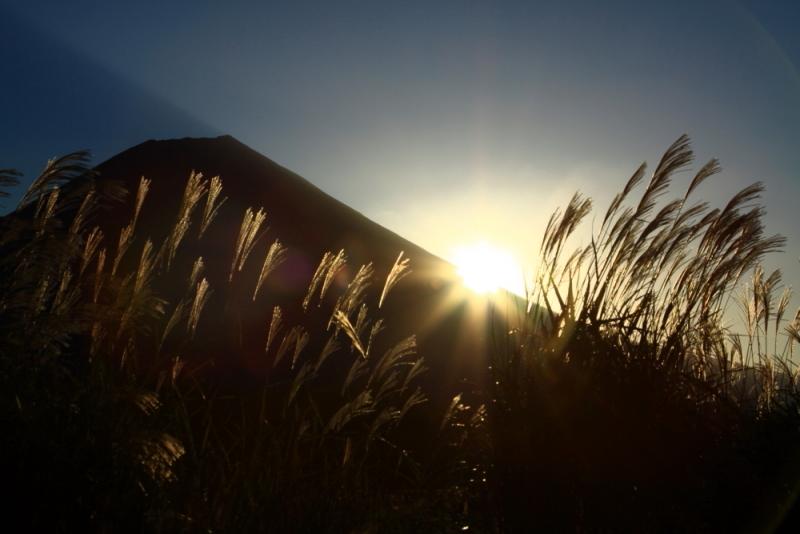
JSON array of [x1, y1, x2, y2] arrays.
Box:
[[2, 0, 799, 296]]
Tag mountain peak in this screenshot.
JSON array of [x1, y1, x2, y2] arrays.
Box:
[[95, 135, 451, 275], [84, 136, 502, 398]]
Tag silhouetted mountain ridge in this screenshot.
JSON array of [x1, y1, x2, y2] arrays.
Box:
[[95, 135, 450, 276], [86, 135, 515, 402]]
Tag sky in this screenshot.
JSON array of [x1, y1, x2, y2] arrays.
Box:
[[2, 0, 799, 302]]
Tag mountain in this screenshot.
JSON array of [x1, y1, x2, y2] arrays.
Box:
[[84, 135, 520, 403]]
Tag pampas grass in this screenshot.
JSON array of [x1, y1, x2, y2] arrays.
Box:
[[489, 135, 800, 533], [2, 136, 800, 532], [0, 155, 472, 533]]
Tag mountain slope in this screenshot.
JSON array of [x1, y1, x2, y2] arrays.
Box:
[[87, 135, 512, 400]]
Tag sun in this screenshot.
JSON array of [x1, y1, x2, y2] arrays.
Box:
[[450, 241, 524, 295]]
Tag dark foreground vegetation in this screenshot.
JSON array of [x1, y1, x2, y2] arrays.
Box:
[[1, 135, 799, 532]]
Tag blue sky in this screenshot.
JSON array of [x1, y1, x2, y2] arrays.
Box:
[[2, 0, 799, 298]]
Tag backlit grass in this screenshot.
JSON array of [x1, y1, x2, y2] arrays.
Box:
[[2, 136, 799, 532]]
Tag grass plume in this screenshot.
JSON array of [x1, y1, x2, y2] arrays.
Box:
[[4, 138, 800, 532]]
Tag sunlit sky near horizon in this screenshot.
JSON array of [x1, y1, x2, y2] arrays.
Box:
[[2, 0, 800, 299]]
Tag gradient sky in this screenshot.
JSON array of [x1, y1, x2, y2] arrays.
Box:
[[2, 0, 799, 300]]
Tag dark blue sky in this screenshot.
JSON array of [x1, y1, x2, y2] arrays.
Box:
[[2, 0, 799, 295]]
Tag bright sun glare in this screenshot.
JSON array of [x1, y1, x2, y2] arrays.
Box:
[[450, 241, 524, 295]]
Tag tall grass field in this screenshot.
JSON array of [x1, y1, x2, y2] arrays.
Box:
[[1, 136, 799, 532]]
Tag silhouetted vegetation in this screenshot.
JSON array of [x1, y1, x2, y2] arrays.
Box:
[[1, 136, 799, 532], [489, 135, 800, 533]]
